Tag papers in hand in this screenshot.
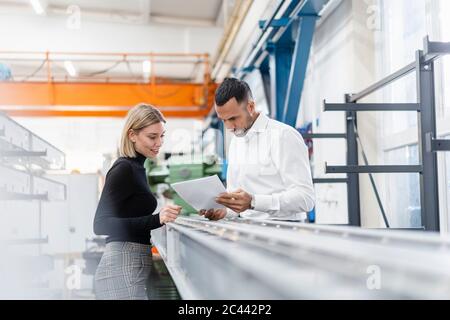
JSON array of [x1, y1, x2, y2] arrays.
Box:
[[170, 175, 226, 211]]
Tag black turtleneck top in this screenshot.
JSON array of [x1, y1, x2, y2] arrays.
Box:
[[93, 152, 162, 245]]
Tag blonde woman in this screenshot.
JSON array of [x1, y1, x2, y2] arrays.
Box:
[[93, 103, 181, 300]]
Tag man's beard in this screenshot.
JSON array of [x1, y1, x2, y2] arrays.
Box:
[[231, 113, 253, 137], [232, 128, 248, 137]]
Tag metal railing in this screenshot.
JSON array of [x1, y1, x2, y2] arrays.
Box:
[[151, 216, 450, 299]]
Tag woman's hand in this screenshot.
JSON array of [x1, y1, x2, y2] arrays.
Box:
[[159, 205, 182, 224]]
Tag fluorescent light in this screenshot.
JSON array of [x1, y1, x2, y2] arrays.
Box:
[[64, 61, 77, 77], [30, 0, 45, 15], [143, 60, 151, 75]]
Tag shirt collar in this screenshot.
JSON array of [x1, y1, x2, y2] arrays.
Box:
[[244, 113, 269, 140]]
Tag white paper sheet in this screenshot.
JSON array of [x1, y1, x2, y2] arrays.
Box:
[[170, 175, 226, 211]]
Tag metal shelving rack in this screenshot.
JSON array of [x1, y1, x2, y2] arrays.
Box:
[[0, 112, 66, 248], [305, 36, 450, 231]]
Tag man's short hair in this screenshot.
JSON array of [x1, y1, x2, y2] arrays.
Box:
[[215, 77, 254, 107]]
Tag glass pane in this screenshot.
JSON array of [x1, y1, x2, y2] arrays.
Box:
[[384, 145, 421, 228], [379, 0, 427, 136]]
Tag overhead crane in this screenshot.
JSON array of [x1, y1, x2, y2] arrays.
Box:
[[0, 51, 217, 118]]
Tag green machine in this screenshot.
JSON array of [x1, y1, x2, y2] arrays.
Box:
[[145, 154, 223, 215]]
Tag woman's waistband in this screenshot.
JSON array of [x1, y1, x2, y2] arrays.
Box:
[[105, 241, 152, 254]]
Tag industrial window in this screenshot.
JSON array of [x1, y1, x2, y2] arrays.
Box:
[[384, 145, 421, 228], [376, 0, 450, 229], [439, 0, 450, 118], [378, 0, 427, 136]]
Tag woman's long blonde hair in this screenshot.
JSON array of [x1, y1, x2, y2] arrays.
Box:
[[119, 103, 166, 158]]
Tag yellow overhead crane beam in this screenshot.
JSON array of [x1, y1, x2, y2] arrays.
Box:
[[0, 51, 217, 118]]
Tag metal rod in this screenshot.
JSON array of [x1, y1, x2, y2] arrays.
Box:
[[0, 192, 48, 201], [5, 237, 49, 245], [0, 51, 208, 58], [416, 50, 440, 231], [326, 164, 423, 174], [348, 62, 416, 103], [240, 0, 311, 75], [302, 133, 347, 139], [241, 0, 288, 70], [354, 126, 390, 228], [431, 139, 450, 152], [258, 0, 287, 35], [0, 150, 47, 157], [313, 178, 348, 184], [423, 36, 450, 63], [345, 99, 361, 226], [324, 102, 420, 112], [174, 216, 449, 245]]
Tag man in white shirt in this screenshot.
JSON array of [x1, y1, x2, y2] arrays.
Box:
[[200, 78, 315, 221]]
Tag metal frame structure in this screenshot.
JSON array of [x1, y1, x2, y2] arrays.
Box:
[[307, 36, 450, 231], [0, 112, 67, 252], [204, 0, 329, 165], [234, 0, 329, 126]]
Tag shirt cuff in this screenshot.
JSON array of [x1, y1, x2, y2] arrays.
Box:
[[226, 208, 239, 218], [253, 194, 279, 212]]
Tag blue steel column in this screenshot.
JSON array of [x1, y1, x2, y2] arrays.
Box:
[[283, 15, 318, 127], [259, 58, 272, 113], [267, 41, 294, 121]]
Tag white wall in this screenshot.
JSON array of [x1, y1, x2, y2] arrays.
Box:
[[0, 12, 222, 56], [297, 0, 383, 226], [0, 173, 98, 253], [0, 173, 99, 298]]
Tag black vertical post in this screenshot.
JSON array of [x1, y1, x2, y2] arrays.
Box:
[[345, 94, 361, 226], [416, 50, 440, 231]]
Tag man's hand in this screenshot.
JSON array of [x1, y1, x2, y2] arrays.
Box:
[[215, 188, 252, 213], [198, 208, 227, 221], [160, 205, 182, 224]]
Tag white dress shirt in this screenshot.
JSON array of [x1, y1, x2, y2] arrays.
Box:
[[226, 113, 315, 220]]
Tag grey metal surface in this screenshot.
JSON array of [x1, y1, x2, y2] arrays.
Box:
[[325, 164, 423, 174], [313, 178, 348, 184], [151, 216, 450, 300], [345, 101, 360, 226], [416, 50, 440, 231], [431, 139, 450, 152], [303, 133, 346, 139], [423, 36, 450, 63], [315, 37, 450, 230], [324, 102, 420, 112]]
